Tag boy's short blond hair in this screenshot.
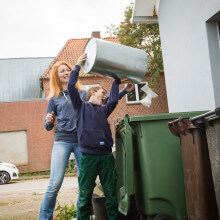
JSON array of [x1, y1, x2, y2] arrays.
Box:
[[86, 86, 107, 101]]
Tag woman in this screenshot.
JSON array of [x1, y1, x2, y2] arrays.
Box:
[[39, 55, 87, 220], [39, 54, 134, 219]]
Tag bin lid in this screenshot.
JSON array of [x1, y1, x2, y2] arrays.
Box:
[[128, 111, 207, 123], [190, 108, 220, 129], [82, 38, 97, 73]]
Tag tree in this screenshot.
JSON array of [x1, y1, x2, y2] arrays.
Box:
[[106, 3, 163, 88]]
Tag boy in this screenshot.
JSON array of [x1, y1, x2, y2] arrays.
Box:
[[68, 53, 123, 220]]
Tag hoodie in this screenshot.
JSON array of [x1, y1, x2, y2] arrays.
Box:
[[68, 65, 121, 154]]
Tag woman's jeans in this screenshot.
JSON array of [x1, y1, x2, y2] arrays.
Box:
[[39, 141, 81, 220]]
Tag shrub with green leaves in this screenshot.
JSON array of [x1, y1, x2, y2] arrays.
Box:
[[54, 203, 77, 219]]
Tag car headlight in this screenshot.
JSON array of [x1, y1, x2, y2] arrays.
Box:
[[6, 165, 16, 169]]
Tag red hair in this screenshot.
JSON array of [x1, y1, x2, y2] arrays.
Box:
[[48, 61, 83, 99]]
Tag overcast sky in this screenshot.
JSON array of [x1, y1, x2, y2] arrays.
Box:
[[0, 0, 133, 59]]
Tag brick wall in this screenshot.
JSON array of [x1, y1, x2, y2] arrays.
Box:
[[42, 73, 168, 141], [0, 100, 54, 173], [43, 78, 50, 98], [79, 74, 169, 139], [1, 73, 167, 173], [0, 73, 167, 173]]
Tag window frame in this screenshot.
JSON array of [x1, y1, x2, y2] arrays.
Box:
[[126, 82, 147, 104]]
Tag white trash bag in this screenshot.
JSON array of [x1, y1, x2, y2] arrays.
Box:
[[140, 83, 158, 107]]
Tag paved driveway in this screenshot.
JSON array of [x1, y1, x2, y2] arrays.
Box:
[[0, 176, 78, 219]]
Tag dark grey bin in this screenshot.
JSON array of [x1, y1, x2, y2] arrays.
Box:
[[92, 194, 108, 220], [190, 108, 220, 217]]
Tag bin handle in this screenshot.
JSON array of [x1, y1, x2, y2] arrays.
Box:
[[123, 114, 135, 213], [168, 119, 180, 137], [168, 117, 196, 145], [190, 108, 220, 129], [168, 117, 193, 137]]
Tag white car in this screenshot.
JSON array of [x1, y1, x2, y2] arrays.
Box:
[[0, 162, 19, 184]]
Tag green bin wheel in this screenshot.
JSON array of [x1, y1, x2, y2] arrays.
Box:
[[153, 214, 173, 220]]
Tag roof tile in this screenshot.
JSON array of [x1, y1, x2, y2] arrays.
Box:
[[41, 37, 120, 79]]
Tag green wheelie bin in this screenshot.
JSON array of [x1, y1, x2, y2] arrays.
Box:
[[115, 111, 205, 220]]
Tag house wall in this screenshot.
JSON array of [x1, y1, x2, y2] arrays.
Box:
[[0, 57, 54, 102], [0, 72, 167, 174], [0, 130, 28, 165], [33, 73, 168, 173], [67, 73, 168, 139], [0, 100, 54, 173], [43, 78, 50, 98], [158, 0, 220, 112]]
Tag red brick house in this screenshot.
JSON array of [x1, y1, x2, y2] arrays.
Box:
[[41, 31, 169, 142], [0, 32, 168, 173], [0, 57, 54, 173]]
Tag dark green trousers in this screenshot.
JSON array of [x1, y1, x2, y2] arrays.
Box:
[[77, 153, 118, 220]]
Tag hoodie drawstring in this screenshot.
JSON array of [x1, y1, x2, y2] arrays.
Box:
[[62, 91, 68, 103]]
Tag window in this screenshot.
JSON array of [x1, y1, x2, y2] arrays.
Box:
[[0, 130, 28, 165], [126, 82, 147, 104]]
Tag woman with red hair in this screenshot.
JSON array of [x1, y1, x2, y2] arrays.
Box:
[[39, 57, 86, 220]]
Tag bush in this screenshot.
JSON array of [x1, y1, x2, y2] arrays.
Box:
[[54, 203, 77, 219]]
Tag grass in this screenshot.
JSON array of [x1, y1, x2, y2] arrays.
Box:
[[19, 160, 77, 179], [19, 170, 50, 177]]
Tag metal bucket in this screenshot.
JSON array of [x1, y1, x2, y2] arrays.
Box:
[[82, 38, 148, 84]]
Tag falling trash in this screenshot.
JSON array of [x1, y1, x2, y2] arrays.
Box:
[[140, 83, 158, 107]]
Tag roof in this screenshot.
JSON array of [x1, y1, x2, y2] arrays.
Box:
[[41, 37, 120, 79], [0, 57, 54, 102]]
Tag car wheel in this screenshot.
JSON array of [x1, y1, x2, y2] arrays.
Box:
[[0, 171, 10, 184]]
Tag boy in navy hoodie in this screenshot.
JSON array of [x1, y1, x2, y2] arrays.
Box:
[[68, 53, 125, 220]]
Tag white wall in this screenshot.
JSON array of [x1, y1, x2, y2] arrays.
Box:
[[158, 0, 220, 112]]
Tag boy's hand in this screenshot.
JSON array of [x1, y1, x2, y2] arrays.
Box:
[[125, 83, 135, 92], [46, 111, 55, 124], [76, 53, 87, 66]]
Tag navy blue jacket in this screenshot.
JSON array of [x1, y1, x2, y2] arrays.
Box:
[[44, 89, 86, 142], [68, 65, 121, 154]]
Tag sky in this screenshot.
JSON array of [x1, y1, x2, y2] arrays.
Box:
[[0, 0, 133, 59]]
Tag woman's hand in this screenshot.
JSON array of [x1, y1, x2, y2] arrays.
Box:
[[76, 53, 87, 66], [125, 83, 135, 92], [46, 111, 55, 124]]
